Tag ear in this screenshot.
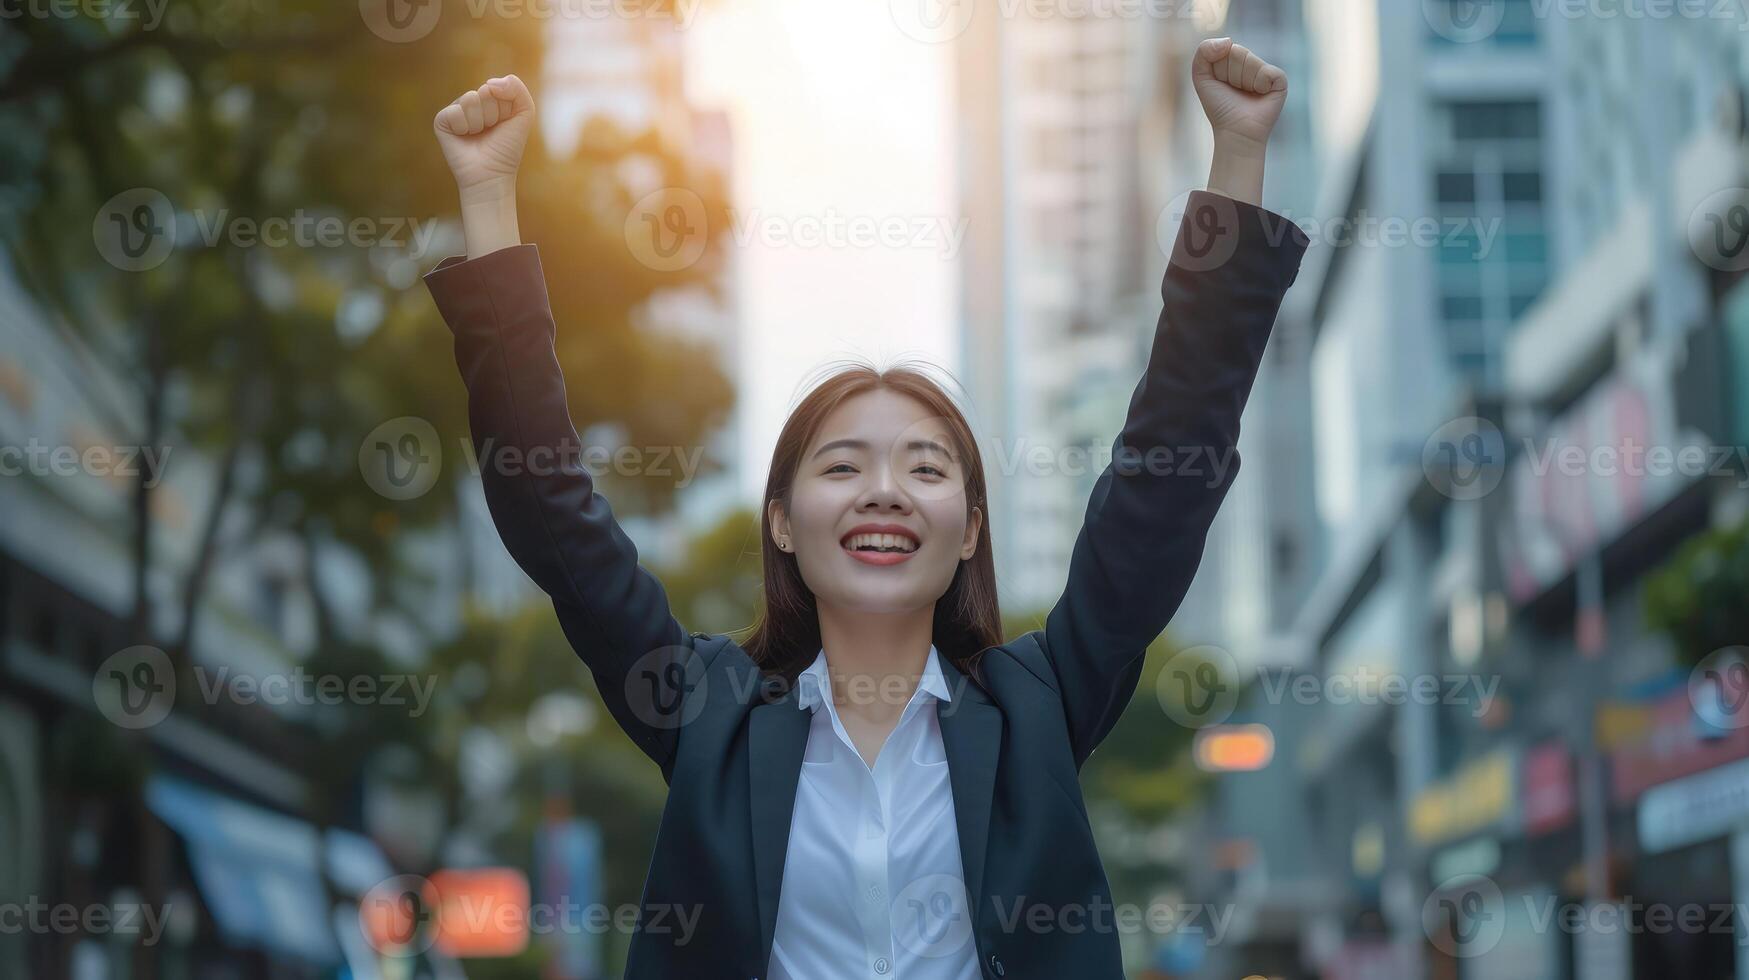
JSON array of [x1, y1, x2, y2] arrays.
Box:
[[767, 498, 791, 552], [960, 505, 982, 561]]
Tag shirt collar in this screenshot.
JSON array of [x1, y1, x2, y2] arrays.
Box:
[[796, 645, 954, 712]]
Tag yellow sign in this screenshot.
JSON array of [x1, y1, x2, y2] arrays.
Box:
[[1594, 701, 1654, 751], [1410, 751, 1514, 846]]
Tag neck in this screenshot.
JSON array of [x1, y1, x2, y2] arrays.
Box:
[[815, 601, 934, 723]]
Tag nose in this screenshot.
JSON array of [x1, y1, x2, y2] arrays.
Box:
[[855, 460, 913, 514]]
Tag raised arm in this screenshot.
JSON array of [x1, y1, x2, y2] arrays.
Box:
[[1039, 40, 1309, 766], [426, 76, 696, 775]]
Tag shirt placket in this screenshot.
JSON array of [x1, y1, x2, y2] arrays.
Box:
[[826, 693, 928, 979], [851, 767, 893, 977]]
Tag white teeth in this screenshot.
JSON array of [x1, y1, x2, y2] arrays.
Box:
[[844, 533, 917, 553]]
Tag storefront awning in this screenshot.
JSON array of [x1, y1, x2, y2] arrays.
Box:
[[146, 775, 340, 965]]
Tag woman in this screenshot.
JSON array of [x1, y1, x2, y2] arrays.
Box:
[[425, 37, 1306, 980]]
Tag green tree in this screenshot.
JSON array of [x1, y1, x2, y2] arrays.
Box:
[[3, 4, 734, 974], [1645, 516, 1749, 667]]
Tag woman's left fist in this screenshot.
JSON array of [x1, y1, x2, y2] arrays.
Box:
[[1192, 38, 1288, 151]]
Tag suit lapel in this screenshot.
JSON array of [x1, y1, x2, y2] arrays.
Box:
[[936, 658, 1002, 920], [748, 679, 809, 968], [744, 656, 1004, 964]]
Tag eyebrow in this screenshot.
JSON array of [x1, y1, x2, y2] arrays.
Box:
[[811, 437, 955, 461]]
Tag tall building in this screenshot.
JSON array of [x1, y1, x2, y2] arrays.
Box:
[[1176, 5, 1749, 978], [956, 5, 1163, 611]]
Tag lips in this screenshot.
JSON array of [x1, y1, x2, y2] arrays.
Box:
[[840, 524, 920, 566]]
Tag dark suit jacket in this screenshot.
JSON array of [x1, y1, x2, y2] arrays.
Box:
[[425, 190, 1307, 979]]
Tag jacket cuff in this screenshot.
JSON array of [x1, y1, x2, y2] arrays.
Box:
[[1168, 190, 1310, 292], [422, 243, 549, 339]]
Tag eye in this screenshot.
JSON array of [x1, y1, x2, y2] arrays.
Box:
[[824, 462, 857, 475], [913, 464, 947, 478]]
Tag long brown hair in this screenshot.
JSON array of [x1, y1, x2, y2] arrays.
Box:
[[741, 359, 1003, 681]]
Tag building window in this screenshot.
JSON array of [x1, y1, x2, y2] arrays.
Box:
[[1436, 170, 1476, 206], [1425, 0, 1538, 46], [1430, 98, 1548, 391]]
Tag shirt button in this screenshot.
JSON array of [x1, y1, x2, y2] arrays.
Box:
[[873, 956, 890, 974], [989, 953, 1006, 976]]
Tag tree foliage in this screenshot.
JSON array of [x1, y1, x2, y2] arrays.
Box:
[[1645, 515, 1749, 667]]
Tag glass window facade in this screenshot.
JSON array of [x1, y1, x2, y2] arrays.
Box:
[[1430, 99, 1548, 390], [1425, 0, 1539, 46]]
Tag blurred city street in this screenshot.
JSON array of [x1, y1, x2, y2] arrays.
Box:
[[4, 0, 1749, 977]]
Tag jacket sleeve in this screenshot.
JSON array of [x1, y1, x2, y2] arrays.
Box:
[[1039, 191, 1308, 767], [425, 244, 697, 774]]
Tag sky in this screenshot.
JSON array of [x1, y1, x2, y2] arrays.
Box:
[[685, 0, 961, 505]]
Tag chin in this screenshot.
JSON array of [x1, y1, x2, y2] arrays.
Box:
[[825, 584, 936, 616]]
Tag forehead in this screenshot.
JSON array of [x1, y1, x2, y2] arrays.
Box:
[[808, 388, 953, 451]]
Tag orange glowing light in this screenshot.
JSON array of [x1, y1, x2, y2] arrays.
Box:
[[1193, 724, 1276, 772]]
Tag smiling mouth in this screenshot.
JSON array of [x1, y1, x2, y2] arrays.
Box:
[[840, 530, 920, 566], [841, 532, 919, 554]]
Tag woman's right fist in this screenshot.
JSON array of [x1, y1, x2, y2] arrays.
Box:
[[435, 74, 536, 196]]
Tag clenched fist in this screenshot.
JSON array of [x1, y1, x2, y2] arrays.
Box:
[[1192, 38, 1288, 152], [435, 74, 536, 198]]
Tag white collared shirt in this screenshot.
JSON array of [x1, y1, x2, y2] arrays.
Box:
[[767, 646, 981, 980]]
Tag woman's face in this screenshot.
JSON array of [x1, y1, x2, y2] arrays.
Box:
[[770, 388, 982, 616]]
